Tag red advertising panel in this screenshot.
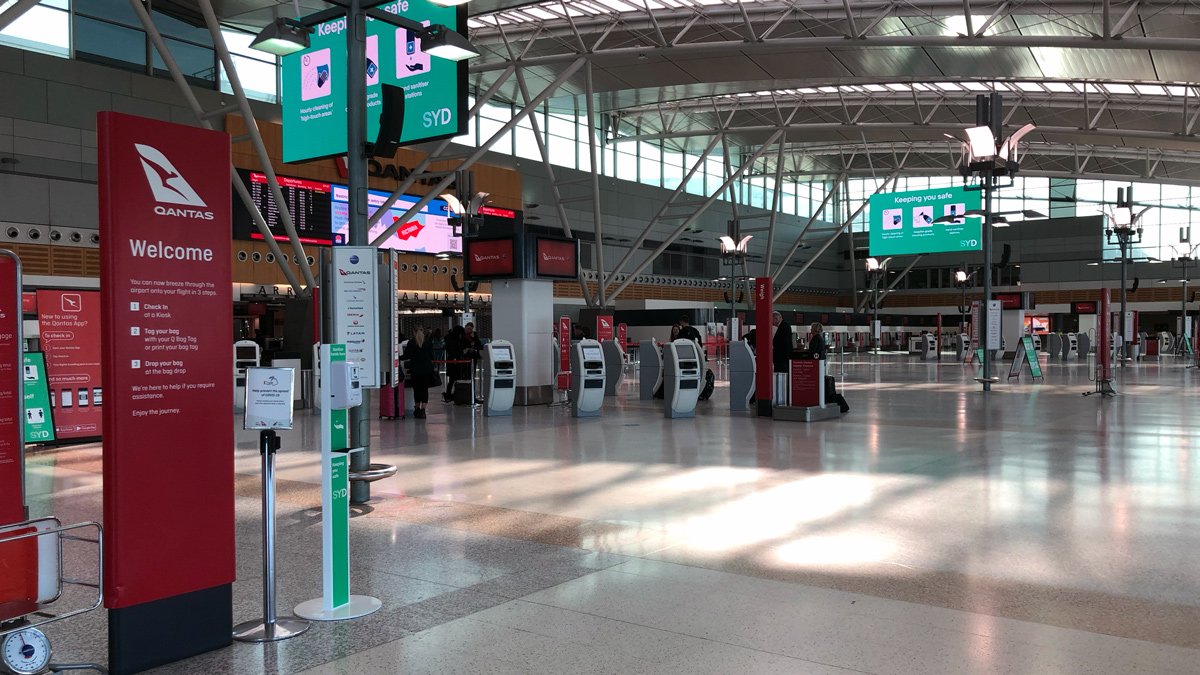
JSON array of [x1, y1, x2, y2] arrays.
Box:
[[98, 112, 234, 613], [535, 238, 579, 278], [464, 237, 516, 278], [37, 290, 102, 441], [754, 277, 772, 415], [1098, 289, 1111, 381], [617, 323, 628, 348], [790, 358, 823, 408], [1072, 301, 1098, 314], [557, 315, 571, 390], [994, 293, 1022, 310], [596, 315, 614, 342], [0, 253, 23, 525], [20, 292, 35, 314]]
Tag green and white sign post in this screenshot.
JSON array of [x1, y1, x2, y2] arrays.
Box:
[[295, 343, 381, 621], [22, 352, 55, 444]]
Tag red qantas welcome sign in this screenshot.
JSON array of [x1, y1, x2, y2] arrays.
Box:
[[536, 238, 578, 278], [464, 237, 516, 278], [37, 290, 102, 441], [98, 112, 234, 609], [0, 253, 22, 525]]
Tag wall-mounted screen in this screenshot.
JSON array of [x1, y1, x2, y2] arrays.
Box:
[[535, 237, 579, 279], [232, 170, 334, 245], [331, 186, 458, 254], [1024, 316, 1050, 333], [869, 186, 983, 256], [464, 237, 517, 279]]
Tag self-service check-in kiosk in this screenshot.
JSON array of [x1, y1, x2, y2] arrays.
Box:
[[234, 339, 261, 411], [1076, 332, 1091, 357], [663, 339, 702, 419], [482, 340, 516, 417], [1045, 333, 1062, 359], [729, 340, 755, 411], [955, 334, 970, 360], [570, 339, 605, 417], [638, 340, 661, 401], [920, 333, 938, 361], [1064, 333, 1079, 359], [602, 340, 625, 396]]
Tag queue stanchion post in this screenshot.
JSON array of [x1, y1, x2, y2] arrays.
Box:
[[233, 428, 310, 642]]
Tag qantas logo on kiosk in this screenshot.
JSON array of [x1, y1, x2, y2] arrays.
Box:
[[134, 143, 214, 220]]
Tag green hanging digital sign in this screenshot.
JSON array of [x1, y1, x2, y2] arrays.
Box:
[[280, 0, 468, 164], [869, 186, 984, 256]]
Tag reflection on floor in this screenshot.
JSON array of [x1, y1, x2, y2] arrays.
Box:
[[22, 353, 1200, 673]]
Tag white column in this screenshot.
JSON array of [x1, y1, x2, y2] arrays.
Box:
[[491, 279, 554, 404]]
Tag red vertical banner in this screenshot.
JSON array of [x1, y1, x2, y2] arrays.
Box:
[[99, 112, 234, 670], [595, 315, 614, 342], [37, 289, 102, 441], [1098, 289, 1111, 381], [617, 323, 628, 348], [0, 253, 23, 525], [754, 277, 773, 415], [790, 358, 823, 408], [557, 315, 571, 390]]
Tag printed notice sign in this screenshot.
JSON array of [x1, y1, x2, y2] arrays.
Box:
[[331, 247, 380, 388], [244, 367, 295, 430]]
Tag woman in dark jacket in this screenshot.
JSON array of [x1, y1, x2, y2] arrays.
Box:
[[403, 328, 436, 419], [809, 322, 848, 414]]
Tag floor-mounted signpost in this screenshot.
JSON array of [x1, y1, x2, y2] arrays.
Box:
[[295, 344, 381, 621]]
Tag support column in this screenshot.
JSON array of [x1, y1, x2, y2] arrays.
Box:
[[491, 279, 555, 405], [346, 0, 371, 504]]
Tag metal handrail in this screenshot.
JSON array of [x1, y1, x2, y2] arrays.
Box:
[[0, 520, 103, 638], [349, 463, 398, 483]]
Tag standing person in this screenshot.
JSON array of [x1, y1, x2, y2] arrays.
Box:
[[771, 311, 794, 373], [669, 323, 681, 342], [677, 315, 703, 345], [403, 327, 436, 419], [809, 321, 849, 414], [442, 325, 465, 403]]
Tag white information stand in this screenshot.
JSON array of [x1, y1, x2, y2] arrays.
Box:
[[295, 344, 381, 622]]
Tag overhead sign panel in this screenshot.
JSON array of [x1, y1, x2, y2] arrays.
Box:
[[280, 0, 468, 163], [869, 186, 983, 256]]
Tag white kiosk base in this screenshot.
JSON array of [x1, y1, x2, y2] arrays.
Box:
[[295, 595, 382, 622]]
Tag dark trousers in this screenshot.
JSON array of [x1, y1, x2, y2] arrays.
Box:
[[412, 382, 429, 404]]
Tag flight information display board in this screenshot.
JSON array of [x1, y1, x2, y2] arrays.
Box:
[[331, 185, 457, 253], [869, 186, 983, 256], [232, 169, 334, 245], [280, 0, 467, 163]]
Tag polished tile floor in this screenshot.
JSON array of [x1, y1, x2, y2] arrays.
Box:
[[21, 353, 1200, 673]]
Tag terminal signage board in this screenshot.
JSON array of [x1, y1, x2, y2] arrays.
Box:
[[98, 112, 234, 621], [869, 186, 983, 256], [0, 252, 22, 525], [331, 247, 380, 389], [37, 289, 102, 441], [280, 0, 468, 163]]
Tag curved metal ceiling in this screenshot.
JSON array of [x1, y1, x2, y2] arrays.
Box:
[[468, 0, 1200, 183]]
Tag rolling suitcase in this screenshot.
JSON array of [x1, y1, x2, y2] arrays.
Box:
[[698, 369, 716, 401]]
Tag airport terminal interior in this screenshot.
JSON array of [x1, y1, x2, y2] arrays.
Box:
[[4, 0, 1200, 673]]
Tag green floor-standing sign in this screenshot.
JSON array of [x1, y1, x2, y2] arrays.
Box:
[[295, 343, 381, 621], [22, 352, 55, 443], [1007, 336, 1044, 380]]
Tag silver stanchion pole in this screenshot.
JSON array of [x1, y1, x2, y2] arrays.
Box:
[[233, 429, 310, 642]]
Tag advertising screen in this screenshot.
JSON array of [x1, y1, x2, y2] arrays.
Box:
[[280, 0, 467, 163], [37, 289, 102, 441], [535, 237, 578, 278], [1024, 316, 1050, 333], [331, 185, 457, 253], [869, 186, 983, 256], [464, 237, 517, 278], [232, 169, 333, 245]]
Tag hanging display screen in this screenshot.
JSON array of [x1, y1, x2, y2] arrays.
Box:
[[331, 185, 457, 253], [232, 169, 334, 245], [869, 186, 983, 256]]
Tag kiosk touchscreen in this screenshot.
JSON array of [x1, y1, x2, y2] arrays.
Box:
[[482, 340, 516, 417], [663, 339, 701, 419], [638, 340, 662, 401], [728, 340, 755, 411], [570, 340, 606, 417]]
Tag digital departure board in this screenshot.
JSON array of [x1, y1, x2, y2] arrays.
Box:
[[232, 169, 334, 245]]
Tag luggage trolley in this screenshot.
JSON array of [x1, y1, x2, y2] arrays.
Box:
[[0, 517, 105, 674]]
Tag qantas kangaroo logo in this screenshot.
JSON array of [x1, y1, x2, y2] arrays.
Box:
[[134, 143, 207, 207]]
